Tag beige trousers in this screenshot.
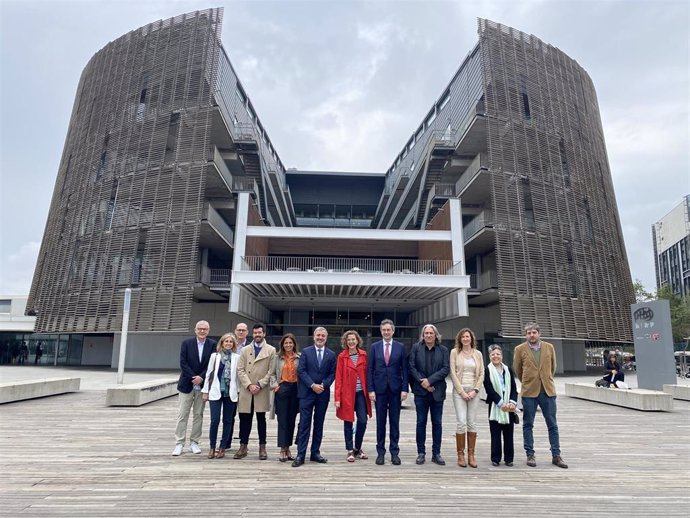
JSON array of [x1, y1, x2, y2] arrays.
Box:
[[175, 389, 206, 445]]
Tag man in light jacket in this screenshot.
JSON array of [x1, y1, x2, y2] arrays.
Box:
[[235, 323, 276, 460]]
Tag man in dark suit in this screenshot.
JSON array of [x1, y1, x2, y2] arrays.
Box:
[[367, 319, 408, 466], [409, 324, 450, 465], [172, 320, 215, 456], [292, 326, 336, 467]]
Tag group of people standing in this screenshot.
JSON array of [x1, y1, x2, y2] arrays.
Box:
[[173, 319, 567, 470]]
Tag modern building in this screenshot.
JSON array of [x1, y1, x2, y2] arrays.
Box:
[[652, 195, 690, 297], [27, 9, 634, 370], [0, 296, 36, 364]]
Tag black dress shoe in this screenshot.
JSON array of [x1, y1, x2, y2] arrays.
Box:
[[431, 454, 446, 466], [415, 454, 426, 465], [491, 461, 500, 466], [310, 454, 328, 463], [505, 461, 513, 467], [391, 455, 401, 465], [292, 456, 304, 467], [375, 454, 385, 465]]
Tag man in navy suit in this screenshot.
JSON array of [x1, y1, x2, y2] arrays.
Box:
[[172, 320, 216, 456], [292, 326, 336, 467], [367, 319, 408, 466]]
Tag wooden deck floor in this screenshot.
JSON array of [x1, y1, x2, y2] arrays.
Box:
[[0, 374, 688, 517]]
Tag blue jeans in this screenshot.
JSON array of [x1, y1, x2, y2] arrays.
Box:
[[522, 393, 560, 457], [208, 395, 236, 449], [343, 391, 368, 451], [414, 393, 444, 455]]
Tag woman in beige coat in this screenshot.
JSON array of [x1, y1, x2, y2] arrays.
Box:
[[235, 323, 276, 460], [449, 328, 484, 468]]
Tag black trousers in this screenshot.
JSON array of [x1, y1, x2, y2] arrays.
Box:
[[239, 398, 267, 445], [274, 382, 299, 447], [489, 419, 514, 464]]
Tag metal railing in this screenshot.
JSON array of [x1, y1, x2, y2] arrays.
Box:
[[240, 256, 461, 275], [430, 183, 456, 200], [198, 266, 232, 286], [463, 211, 494, 241], [469, 270, 498, 291]]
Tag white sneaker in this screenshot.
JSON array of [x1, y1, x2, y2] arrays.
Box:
[[190, 442, 202, 454], [172, 444, 183, 456]]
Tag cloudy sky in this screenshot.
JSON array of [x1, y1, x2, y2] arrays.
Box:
[[1, 0, 688, 296]]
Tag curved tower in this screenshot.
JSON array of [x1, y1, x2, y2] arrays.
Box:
[[478, 19, 634, 341]]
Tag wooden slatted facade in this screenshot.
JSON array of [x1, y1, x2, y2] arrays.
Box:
[[478, 19, 634, 340], [27, 9, 224, 333]]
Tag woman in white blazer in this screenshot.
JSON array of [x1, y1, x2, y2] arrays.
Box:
[[202, 332, 240, 459]]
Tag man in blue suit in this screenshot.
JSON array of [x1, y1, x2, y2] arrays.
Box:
[[292, 327, 336, 467], [367, 319, 408, 466], [172, 320, 216, 456]]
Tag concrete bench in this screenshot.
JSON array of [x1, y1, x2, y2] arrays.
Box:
[[106, 377, 178, 407], [565, 383, 673, 411], [0, 377, 81, 404], [663, 384, 690, 401]]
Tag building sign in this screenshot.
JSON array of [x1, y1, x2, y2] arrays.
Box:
[[631, 300, 676, 390]]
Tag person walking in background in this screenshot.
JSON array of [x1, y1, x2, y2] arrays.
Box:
[[513, 322, 568, 469], [367, 319, 408, 466], [236, 323, 276, 460], [408, 324, 450, 466], [292, 327, 336, 467], [483, 344, 518, 467], [202, 333, 240, 459], [172, 320, 215, 456], [34, 341, 43, 364], [270, 333, 301, 462], [335, 330, 372, 463], [449, 328, 484, 468]]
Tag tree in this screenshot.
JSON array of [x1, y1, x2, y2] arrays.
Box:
[[633, 279, 654, 303], [656, 285, 690, 344]]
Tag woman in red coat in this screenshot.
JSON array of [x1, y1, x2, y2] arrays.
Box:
[[335, 330, 373, 462]]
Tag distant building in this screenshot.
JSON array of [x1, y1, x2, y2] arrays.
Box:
[[27, 9, 634, 369], [653, 195, 690, 297], [0, 296, 36, 364]]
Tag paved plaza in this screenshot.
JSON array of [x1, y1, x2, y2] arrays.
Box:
[[1, 366, 688, 517]]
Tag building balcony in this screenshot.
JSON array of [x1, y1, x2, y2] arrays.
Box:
[[206, 146, 235, 197], [230, 256, 469, 309], [430, 182, 456, 201], [467, 270, 499, 306], [455, 153, 489, 203], [463, 210, 495, 256], [468, 270, 498, 291], [199, 203, 234, 259]]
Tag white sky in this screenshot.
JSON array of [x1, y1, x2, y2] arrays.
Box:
[[1, 0, 688, 295]]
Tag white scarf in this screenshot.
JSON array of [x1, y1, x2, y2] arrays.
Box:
[[488, 362, 511, 425]]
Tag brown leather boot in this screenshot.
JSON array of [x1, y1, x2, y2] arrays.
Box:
[[467, 432, 478, 468], [233, 444, 248, 459], [259, 444, 268, 460], [455, 433, 467, 467]]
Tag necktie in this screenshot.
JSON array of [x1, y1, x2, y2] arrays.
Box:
[[317, 348, 323, 366], [384, 342, 390, 365]]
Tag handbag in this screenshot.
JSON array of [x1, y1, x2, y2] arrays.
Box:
[[512, 412, 520, 424]]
